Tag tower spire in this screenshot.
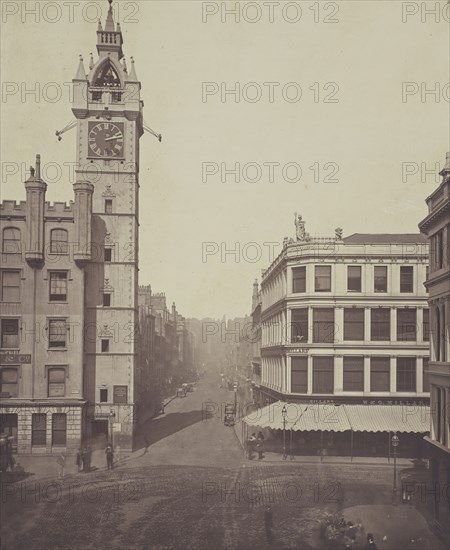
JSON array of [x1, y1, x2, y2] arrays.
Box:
[[96, 0, 123, 59], [105, 0, 115, 32], [128, 57, 138, 81], [74, 55, 86, 80]]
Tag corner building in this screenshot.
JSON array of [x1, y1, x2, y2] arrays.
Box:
[[419, 152, 450, 540], [72, 3, 143, 451], [257, 221, 430, 456]]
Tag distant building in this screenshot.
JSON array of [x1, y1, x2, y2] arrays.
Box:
[[256, 219, 430, 455], [0, 156, 93, 454], [419, 152, 450, 539]]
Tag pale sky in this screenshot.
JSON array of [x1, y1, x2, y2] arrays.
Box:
[[1, 1, 449, 318]]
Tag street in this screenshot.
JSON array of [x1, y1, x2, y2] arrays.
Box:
[[1, 372, 445, 550]]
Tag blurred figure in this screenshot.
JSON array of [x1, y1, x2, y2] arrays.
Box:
[[105, 443, 114, 470], [56, 452, 66, 478]]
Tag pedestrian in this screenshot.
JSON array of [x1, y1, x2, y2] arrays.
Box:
[[86, 445, 92, 472], [76, 448, 83, 473], [81, 446, 88, 472], [56, 452, 66, 478], [105, 443, 114, 470], [364, 533, 378, 550], [248, 433, 256, 460], [257, 432, 265, 460], [264, 505, 274, 544]]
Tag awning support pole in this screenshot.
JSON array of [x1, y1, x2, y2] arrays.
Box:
[[320, 430, 324, 462], [350, 430, 353, 462], [388, 431, 391, 464]]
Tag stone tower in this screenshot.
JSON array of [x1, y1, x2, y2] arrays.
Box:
[[72, 0, 143, 451]]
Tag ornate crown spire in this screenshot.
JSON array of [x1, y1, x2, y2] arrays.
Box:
[[96, 0, 124, 59]]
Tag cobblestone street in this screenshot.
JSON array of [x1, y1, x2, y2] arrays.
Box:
[[1, 374, 446, 550]]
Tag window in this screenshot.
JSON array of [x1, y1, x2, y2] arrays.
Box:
[[104, 199, 113, 214], [312, 357, 334, 394], [347, 266, 361, 292], [113, 385, 128, 404], [313, 308, 335, 343], [374, 265, 387, 292], [101, 339, 110, 353], [343, 357, 364, 391], [370, 357, 390, 391], [400, 266, 413, 293], [2, 227, 21, 253], [1, 270, 20, 302], [343, 308, 364, 340], [291, 356, 307, 393], [52, 414, 66, 446], [50, 229, 68, 254], [48, 319, 66, 348], [100, 388, 108, 403], [397, 308, 417, 341], [1, 319, 19, 348], [397, 357, 416, 392], [0, 368, 18, 397], [49, 272, 68, 302], [371, 308, 390, 341], [32, 414, 46, 446], [291, 308, 308, 343], [315, 266, 331, 292], [104, 248, 112, 262], [48, 368, 66, 397], [422, 358, 430, 393], [103, 293, 111, 307], [292, 266, 306, 293], [423, 308, 429, 342]]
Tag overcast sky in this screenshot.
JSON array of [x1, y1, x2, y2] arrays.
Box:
[[1, 0, 448, 318]]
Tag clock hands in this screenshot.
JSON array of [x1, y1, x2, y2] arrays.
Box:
[[105, 135, 122, 142]]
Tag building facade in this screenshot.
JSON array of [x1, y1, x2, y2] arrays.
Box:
[[419, 152, 450, 539], [0, 156, 93, 454], [73, 3, 143, 451], [255, 220, 430, 455]]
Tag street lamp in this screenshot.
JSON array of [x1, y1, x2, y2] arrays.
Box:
[[109, 408, 115, 448], [391, 432, 399, 505], [282, 405, 287, 460]]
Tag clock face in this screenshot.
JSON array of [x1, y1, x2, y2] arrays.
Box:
[[88, 122, 124, 158]]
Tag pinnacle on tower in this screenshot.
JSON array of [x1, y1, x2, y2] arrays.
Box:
[[105, 0, 115, 32], [440, 152, 450, 182], [74, 55, 86, 80], [128, 57, 138, 81]]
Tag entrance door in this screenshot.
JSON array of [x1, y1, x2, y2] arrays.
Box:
[[0, 414, 18, 453], [91, 420, 108, 449]]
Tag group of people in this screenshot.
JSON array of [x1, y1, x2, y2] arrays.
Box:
[[247, 431, 265, 460], [0, 435, 15, 472]]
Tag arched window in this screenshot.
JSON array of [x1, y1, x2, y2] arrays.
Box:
[[94, 61, 121, 88], [50, 229, 68, 254], [2, 227, 21, 253]]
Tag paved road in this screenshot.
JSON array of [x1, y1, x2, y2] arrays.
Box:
[[1, 372, 446, 550]]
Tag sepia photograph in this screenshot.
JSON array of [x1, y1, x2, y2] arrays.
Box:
[[0, 1, 449, 549]]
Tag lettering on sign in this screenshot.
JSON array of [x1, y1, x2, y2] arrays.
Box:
[[0, 354, 32, 364]]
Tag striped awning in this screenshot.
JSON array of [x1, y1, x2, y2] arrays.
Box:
[[243, 402, 430, 434], [344, 404, 430, 433]]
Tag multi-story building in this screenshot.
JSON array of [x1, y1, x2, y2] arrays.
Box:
[[0, 156, 93, 455], [250, 280, 262, 395], [73, 2, 144, 451], [419, 152, 450, 539], [256, 218, 430, 455]]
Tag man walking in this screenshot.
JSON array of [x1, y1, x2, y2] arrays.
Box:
[[56, 452, 66, 479], [105, 443, 114, 470]]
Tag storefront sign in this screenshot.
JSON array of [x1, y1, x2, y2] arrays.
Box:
[[0, 353, 31, 364], [113, 385, 128, 404]]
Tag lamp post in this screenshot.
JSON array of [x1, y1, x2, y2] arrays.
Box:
[[234, 380, 238, 418], [391, 432, 399, 505], [282, 405, 287, 460], [109, 408, 115, 448]]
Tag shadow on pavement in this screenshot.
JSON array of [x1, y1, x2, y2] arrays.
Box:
[[134, 409, 213, 452]]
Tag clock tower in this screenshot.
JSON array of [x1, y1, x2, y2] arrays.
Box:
[[72, 0, 143, 451]]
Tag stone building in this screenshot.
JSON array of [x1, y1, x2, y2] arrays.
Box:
[[419, 152, 450, 539], [254, 218, 431, 456], [0, 156, 93, 455], [72, 1, 144, 452]]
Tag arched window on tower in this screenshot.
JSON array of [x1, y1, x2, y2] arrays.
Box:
[[91, 61, 122, 102]]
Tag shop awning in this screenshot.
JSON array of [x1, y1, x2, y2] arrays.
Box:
[[243, 402, 430, 434], [343, 404, 430, 433], [243, 402, 351, 432]]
